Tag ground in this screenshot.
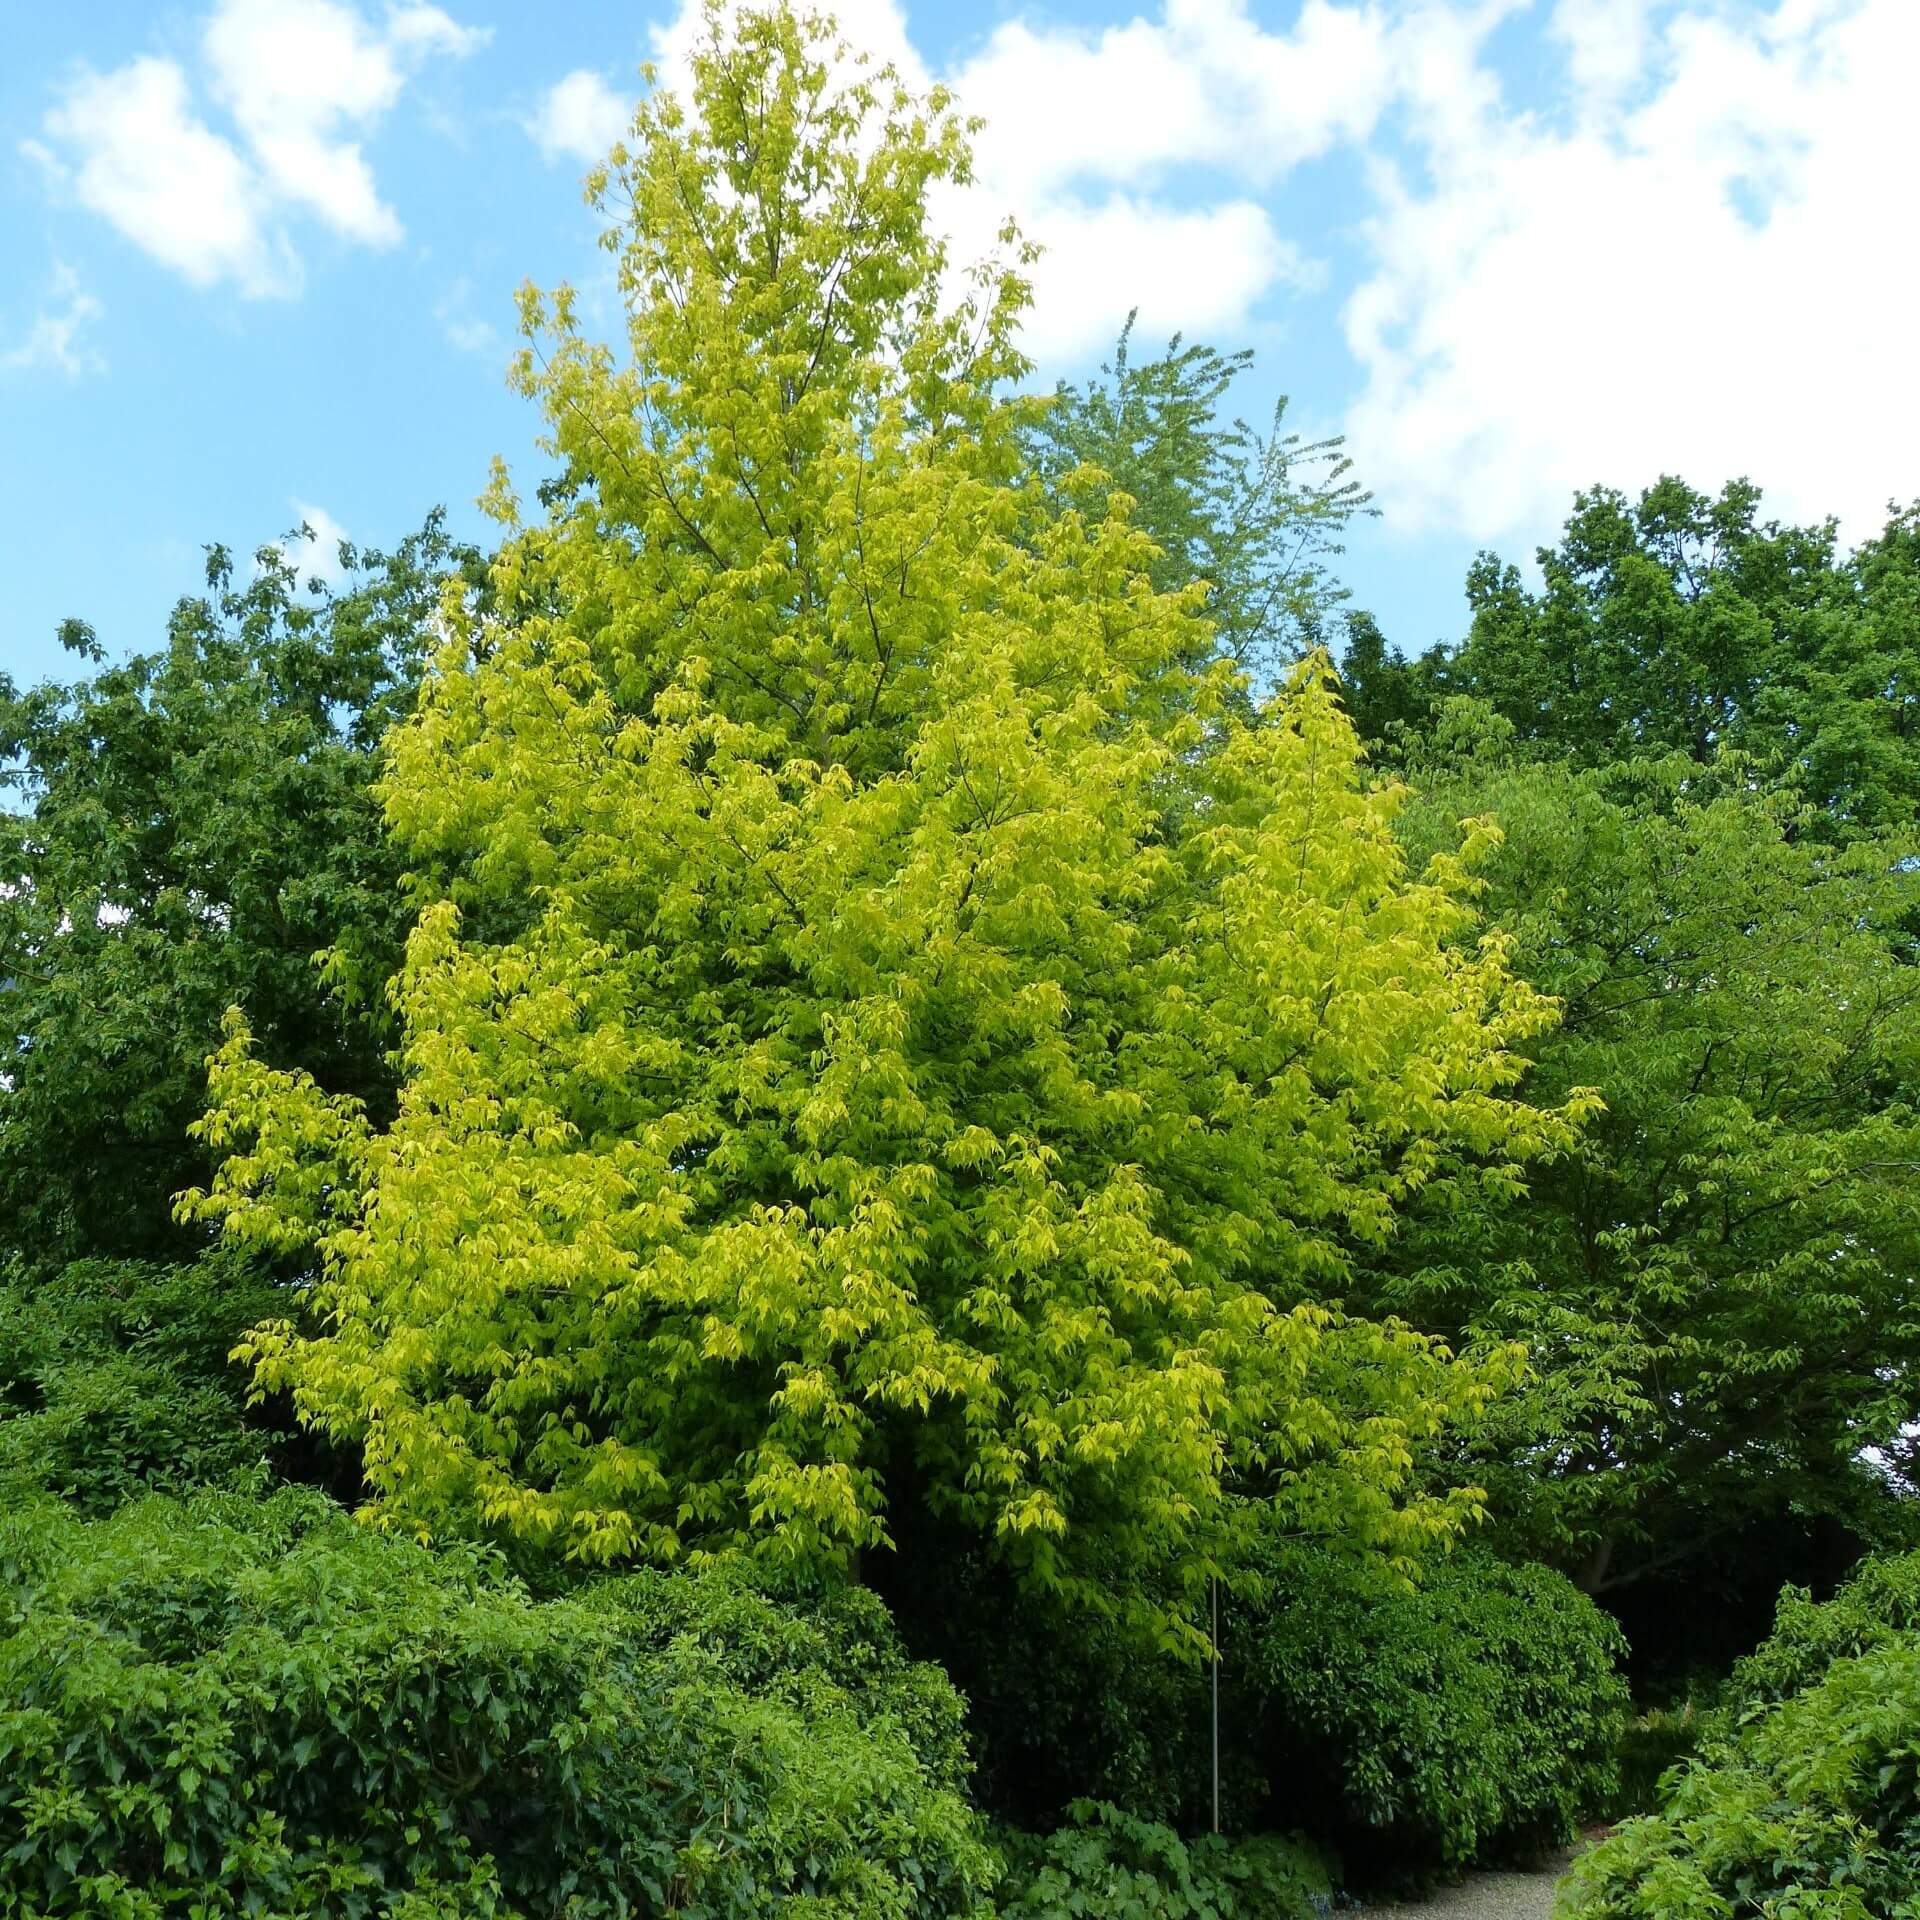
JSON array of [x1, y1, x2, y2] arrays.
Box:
[[1351, 1849, 1574, 1920]]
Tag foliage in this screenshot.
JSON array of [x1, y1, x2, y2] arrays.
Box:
[[1723, 1550, 1920, 1721], [185, 5, 1579, 1628], [1028, 316, 1372, 686], [1354, 729, 1920, 1599], [0, 1488, 994, 1919], [994, 1802, 1331, 1920], [1613, 1698, 1713, 1818], [585, 1559, 976, 1795], [1237, 1543, 1629, 1878], [878, 1535, 1242, 1828], [904, 1534, 1628, 1873], [1417, 478, 1920, 834], [0, 512, 477, 1267], [0, 1256, 276, 1511], [1561, 1556, 1920, 1919]]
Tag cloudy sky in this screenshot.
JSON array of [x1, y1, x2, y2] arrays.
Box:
[[3, 0, 1915, 685]]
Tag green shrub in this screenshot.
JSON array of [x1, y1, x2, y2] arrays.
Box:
[[0, 1490, 995, 1919], [995, 1802, 1332, 1919], [1561, 1640, 1920, 1919], [1722, 1549, 1920, 1717], [589, 1562, 976, 1795], [1238, 1545, 1630, 1878], [0, 1257, 277, 1509], [1564, 1550, 1920, 1918]]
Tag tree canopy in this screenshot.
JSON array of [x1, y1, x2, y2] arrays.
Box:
[[0, 516, 474, 1267], [1348, 475, 1920, 831], [1356, 724, 1920, 1595], [187, 8, 1578, 1628], [1026, 317, 1372, 686]]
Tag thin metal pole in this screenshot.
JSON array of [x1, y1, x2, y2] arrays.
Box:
[[1211, 1574, 1221, 1834]]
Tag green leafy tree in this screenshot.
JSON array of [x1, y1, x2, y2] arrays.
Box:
[[0, 515, 477, 1266], [188, 6, 1580, 1630], [1432, 476, 1920, 831], [1335, 609, 1427, 748], [1358, 715, 1920, 1597], [1028, 315, 1372, 686]]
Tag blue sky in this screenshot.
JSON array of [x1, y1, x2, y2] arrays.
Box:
[[3, 0, 1914, 688]]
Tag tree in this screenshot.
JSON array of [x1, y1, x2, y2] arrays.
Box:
[[1335, 609, 1428, 749], [1028, 315, 1373, 688], [1355, 710, 1920, 1600], [0, 515, 477, 1268], [189, 6, 1580, 1630], [1431, 477, 1920, 832]]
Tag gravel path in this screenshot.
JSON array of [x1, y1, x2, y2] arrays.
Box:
[[1348, 1849, 1573, 1920]]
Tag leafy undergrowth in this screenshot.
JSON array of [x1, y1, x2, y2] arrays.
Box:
[[1242, 1544, 1631, 1882], [996, 1801, 1334, 1920]]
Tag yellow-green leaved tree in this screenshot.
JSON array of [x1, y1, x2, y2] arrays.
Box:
[[188, 4, 1585, 1631]]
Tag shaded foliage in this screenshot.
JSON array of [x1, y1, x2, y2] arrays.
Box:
[[1565, 1550, 1920, 1919], [1234, 1543, 1628, 1882], [0, 1255, 277, 1511], [0, 1489, 994, 1919], [996, 1802, 1330, 1920]]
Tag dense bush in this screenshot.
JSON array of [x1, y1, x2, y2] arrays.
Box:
[[1565, 1550, 1920, 1918], [1562, 1640, 1920, 1919], [1722, 1548, 1920, 1716], [0, 1257, 277, 1510], [896, 1533, 1627, 1880], [0, 1490, 995, 1918], [587, 1562, 976, 1797], [995, 1802, 1331, 1920], [1237, 1545, 1629, 1878]]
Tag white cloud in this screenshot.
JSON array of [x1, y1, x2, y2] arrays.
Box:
[[282, 500, 352, 583], [386, 3, 490, 59], [953, 0, 1394, 194], [1550, 0, 1657, 104], [33, 0, 485, 296], [437, 273, 501, 355], [1342, 0, 1920, 545], [41, 55, 295, 296], [991, 195, 1309, 367], [2, 263, 107, 379], [528, 68, 629, 165]]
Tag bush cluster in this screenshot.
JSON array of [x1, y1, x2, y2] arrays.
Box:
[[1236, 1544, 1629, 1878], [0, 1258, 275, 1510], [903, 1534, 1629, 1884], [0, 1490, 994, 1919], [1564, 1550, 1920, 1918]]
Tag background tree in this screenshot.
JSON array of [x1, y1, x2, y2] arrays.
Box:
[[0, 515, 478, 1267], [0, 514, 479, 1516], [1350, 714, 1920, 1627], [189, 7, 1581, 1634], [1427, 477, 1920, 832], [1029, 316, 1373, 688]]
